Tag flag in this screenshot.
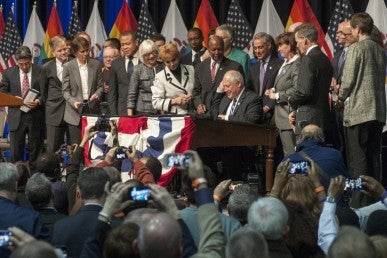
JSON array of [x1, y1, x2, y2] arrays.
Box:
[[286, 0, 333, 60], [225, 0, 253, 50], [366, 0, 387, 43], [194, 0, 219, 47], [40, 2, 63, 60], [136, 0, 157, 43], [246, 0, 284, 58], [23, 3, 45, 63], [161, 0, 188, 49], [67, 0, 82, 38], [0, 5, 5, 34], [86, 0, 107, 58], [82, 116, 196, 186], [325, 0, 353, 55], [109, 0, 137, 39]]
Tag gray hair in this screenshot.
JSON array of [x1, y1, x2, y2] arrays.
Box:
[[224, 70, 244, 86], [294, 23, 318, 43], [216, 24, 234, 40], [0, 163, 19, 192], [25, 173, 52, 210], [226, 227, 269, 258], [253, 32, 272, 45], [138, 39, 159, 63], [228, 184, 258, 224], [247, 197, 288, 240], [15, 46, 32, 60], [49, 35, 66, 50], [299, 124, 325, 142]]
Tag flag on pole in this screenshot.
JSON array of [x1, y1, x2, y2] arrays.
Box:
[[109, 0, 137, 39], [23, 2, 45, 63], [136, 0, 157, 43], [366, 0, 387, 43], [225, 0, 253, 50], [325, 0, 353, 55], [67, 0, 82, 38], [0, 5, 5, 34], [86, 0, 107, 58], [40, 1, 64, 60], [161, 0, 188, 49], [194, 0, 219, 47], [286, 0, 333, 60]]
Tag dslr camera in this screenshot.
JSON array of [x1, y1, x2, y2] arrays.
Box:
[[94, 102, 111, 132]]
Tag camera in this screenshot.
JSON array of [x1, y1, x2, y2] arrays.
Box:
[[60, 144, 68, 165], [344, 178, 363, 191], [164, 153, 191, 169], [0, 230, 12, 247], [127, 186, 151, 202], [115, 146, 132, 160], [289, 161, 309, 174], [93, 102, 111, 132]]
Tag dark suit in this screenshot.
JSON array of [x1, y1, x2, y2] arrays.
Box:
[[0, 65, 44, 168], [180, 49, 206, 67], [192, 57, 243, 115], [37, 207, 67, 239], [289, 46, 333, 136], [248, 55, 283, 122]]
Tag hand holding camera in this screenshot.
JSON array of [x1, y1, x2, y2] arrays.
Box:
[[149, 184, 180, 220], [360, 175, 384, 198], [100, 182, 132, 220], [327, 176, 345, 200]]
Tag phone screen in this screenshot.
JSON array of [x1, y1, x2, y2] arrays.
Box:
[[289, 161, 309, 174], [344, 178, 363, 191], [164, 153, 191, 169], [0, 230, 12, 247], [128, 187, 151, 202]]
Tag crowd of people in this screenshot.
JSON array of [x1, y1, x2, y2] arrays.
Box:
[[0, 10, 386, 258]]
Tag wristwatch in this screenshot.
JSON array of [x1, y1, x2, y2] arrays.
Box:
[[326, 196, 336, 203]]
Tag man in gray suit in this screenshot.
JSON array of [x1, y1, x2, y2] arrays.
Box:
[[40, 36, 70, 153], [62, 37, 103, 145], [338, 13, 386, 206]]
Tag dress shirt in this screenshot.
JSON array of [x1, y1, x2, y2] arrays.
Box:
[[225, 88, 245, 120], [318, 202, 338, 254], [19, 69, 31, 93], [77, 60, 89, 100], [191, 48, 205, 63], [56, 58, 64, 82]]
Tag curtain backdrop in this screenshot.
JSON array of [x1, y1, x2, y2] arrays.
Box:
[[0, 0, 383, 39]]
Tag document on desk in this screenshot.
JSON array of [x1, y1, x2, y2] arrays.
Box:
[[20, 88, 39, 113]]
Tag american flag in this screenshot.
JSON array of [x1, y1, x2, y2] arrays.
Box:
[[325, 0, 353, 54], [225, 0, 253, 50], [136, 0, 157, 43], [0, 8, 21, 62], [68, 0, 82, 38]]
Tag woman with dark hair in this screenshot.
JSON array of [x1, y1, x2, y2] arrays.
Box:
[[265, 32, 300, 156]]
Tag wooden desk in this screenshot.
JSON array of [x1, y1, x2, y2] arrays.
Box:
[[191, 119, 278, 191]]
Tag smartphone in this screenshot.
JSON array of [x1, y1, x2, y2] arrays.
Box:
[[0, 230, 12, 248], [164, 153, 191, 169], [128, 186, 151, 202], [115, 146, 132, 160], [289, 161, 309, 174], [344, 178, 363, 191]]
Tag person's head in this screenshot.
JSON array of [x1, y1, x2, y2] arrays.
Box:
[[77, 167, 110, 201], [227, 184, 258, 225], [36, 152, 61, 182], [207, 35, 224, 62], [253, 32, 273, 61], [103, 166, 122, 187], [370, 25, 384, 47], [104, 37, 121, 51], [350, 12, 374, 39], [124, 207, 158, 225], [139, 157, 162, 182], [339, 21, 357, 47], [276, 32, 297, 59], [14, 161, 30, 189], [50, 35, 68, 63], [151, 34, 166, 49], [103, 46, 120, 68], [370, 235, 387, 258], [299, 124, 325, 143], [104, 222, 140, 258], [226, 227, 269, 258], [336, 207, 360, 228], [25, 173, 52, 210], [288, 22, 303, 33], [120, 31, 138, 58], [159, 43, 180, 71], [221, 70, 245, 99], [138, 39, 159, 67], [215, 25, 234, 52], [248, 197, 288, 240], [64, 34, 75, 56], [136, 212, 182, 258], [328, 226, 376, 258], [75, 31, 91, 46], [73, 36, 90, 64], [0, 163, 19, 200], [294, 23, 318, 54], [10, 240, 57, 258], [15, 46, 32, 73], [187, 28, 204, 52], [366, 210, 387, 237]]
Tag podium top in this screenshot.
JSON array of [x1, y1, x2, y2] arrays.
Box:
[[0, 92, 24, 107]]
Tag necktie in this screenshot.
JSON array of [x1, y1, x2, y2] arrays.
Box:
[[127, 58, 133, 78], [21, 72, 29, 98], [259, 61, 266, 96], [337, 49, 347, 77], [193, 53, 201, 66], [230, 98, 238, 115], [211, 62, 217, 82]]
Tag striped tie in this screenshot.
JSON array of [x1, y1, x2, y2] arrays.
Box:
[[230, 98, 237, 115]]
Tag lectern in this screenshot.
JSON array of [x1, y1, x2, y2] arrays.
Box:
[[0, 92, 24, 107]]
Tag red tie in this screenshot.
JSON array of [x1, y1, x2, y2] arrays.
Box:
[[211, 62, 217, 82], [21, 72, 29, 98]]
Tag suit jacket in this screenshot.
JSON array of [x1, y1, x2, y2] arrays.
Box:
[[181, 49, 206, 67], [152, 64, 195, 114], [192, 57, 243, 112], [248, 55, 283, 112], [62, 58, 103, 126], [0, 64, 44, 131], [108, 56, 139, 115], [289, 47, 333, 133], [339, 37, 386, 127], [37, 207, 67, 239], [212, 89, 263, 124], [273, 57, 300, 130]]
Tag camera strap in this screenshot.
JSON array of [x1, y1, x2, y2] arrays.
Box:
[[298, 150, 330, 180]]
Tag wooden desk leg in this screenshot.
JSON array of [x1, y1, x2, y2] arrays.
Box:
[[265, 147, 274, 192]]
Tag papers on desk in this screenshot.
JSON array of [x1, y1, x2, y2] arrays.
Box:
[[20, 88, 39, 113]]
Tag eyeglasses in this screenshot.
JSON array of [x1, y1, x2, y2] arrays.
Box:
[[336, 31, 352, 36]]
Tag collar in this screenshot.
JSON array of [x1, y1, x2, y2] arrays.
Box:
[[306, 44, 318, 55], [234, 87, 245, 103], [56, 58, 66, 66], [295, 139, 325, 151], [77, 59, 87, 67], [192, 47, 205, 55], [19, 68, 31, 76]]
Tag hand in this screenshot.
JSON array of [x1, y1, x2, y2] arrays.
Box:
[[80, 124, 98, 147], [185, 150, 204, 181], [270, 160, 291, 196], [288, 111, 296, 127], [330, 77, 337, 90], [126, 145, 139, 163], [100, 182, 132, 219], [89, 93, 99, 101], [149, 184, 180, 219], [171, 96, 185, 106], [27, 99, 40, 109], [196, 104, 207, 114], [74, 101, 82, 109], [327, 176, 345, 199], [214, 179, 232, 201], [305, 157, 322, 187], [217, 80, 225, 92], [360, 175, 385, 198], [127, 108, 133, 116], [8, 227, 35, 247], [105, 147, 118, 165], [103, 83, 109, 93], [263, 106, 270, 113], [217, 114, 226, 120], [265, 89, 276, 100]]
